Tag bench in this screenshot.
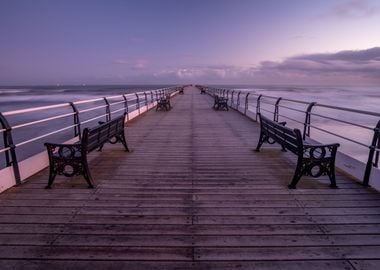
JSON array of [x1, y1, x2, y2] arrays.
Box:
[[255, 113, 340, 189], [213, 95, 229, 111], [200, 89, 206, 94], [44, 114, 129, 189], [156, 95, 172, 111], [179, 88, 184, 94]]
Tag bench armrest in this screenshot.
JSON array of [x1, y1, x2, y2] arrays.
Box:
[[302, 143, 340, 159], [303, 143, 340, 149], [44, 142, 80, 148], [44, 142, 83, 158]]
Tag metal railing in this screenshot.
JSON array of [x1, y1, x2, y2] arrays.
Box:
[[201, 85, 380, 186], [0, 86, 181, 186]]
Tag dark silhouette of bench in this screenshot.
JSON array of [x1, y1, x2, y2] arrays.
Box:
[[44, 114, 129, 189], [255, 113, 339, 189], [156, 95, 172, 111], [213, 95, 229, 111]]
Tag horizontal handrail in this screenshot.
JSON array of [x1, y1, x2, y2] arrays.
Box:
[[309, 124, 368, 148], [80, 113, 109, 125], [12, 112, 75, 130], [3, 103, 71, 116], [73, 97, 106, 105], [316, 103, 380, 117], [110, 107, 127, 115], [277, 114, 304, 125], [310, 112, 373, 130], [109, 100, 126, 106], [260, 108, 274, 114], [278, 104, 306, 114], [79, 104, 109, 114], [0, 147, 11, 154], [15, 124, 78, 147], [279, 97, 310, 105]]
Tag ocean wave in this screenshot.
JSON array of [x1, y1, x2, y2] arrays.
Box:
[[0, 88, 32, 94]]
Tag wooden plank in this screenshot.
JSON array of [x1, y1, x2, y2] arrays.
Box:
[[0, 214, 191, 225], [322, 224, 380, 234], [195, 215, 315, 225], [0, 246, 192, 260], [349, 260, 380, 270], [195, 246, 380, 260], [0, 261, 192, 270], [0, 260, 355, 270]]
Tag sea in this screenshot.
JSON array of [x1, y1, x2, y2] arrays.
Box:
[[0, 85, 379, 167]]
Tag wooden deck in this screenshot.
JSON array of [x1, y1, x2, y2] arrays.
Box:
[[0, 86, 379, 269]]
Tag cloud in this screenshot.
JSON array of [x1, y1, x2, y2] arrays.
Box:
[[153, 47, 380, 84], [153, 65, 252, 83], [113, 58, 149, 70], [253, 47, 380, 84], [113, 59, 129, 65], [111, 48, 380, 84], [330, 0, 380, 18]]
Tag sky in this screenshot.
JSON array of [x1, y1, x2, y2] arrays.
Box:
[[0, 0, 379, 85]]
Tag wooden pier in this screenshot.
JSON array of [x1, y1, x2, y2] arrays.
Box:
[[0, 86, 379, 269]]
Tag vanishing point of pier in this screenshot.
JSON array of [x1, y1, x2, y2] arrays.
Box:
[[0, 86, 379, 269]]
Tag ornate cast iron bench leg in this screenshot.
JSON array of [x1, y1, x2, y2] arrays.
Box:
[[288, 144, 339, 189], [44, 143, 94, 189]]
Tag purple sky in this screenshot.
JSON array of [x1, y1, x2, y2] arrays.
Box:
[[0, 0, 379, 85]]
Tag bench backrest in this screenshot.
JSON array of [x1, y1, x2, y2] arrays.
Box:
[[82, 114, 126, 152], [258, 113, 303, 155], [214, 95, 227, 101]]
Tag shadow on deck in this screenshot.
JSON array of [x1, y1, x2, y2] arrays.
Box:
[[0, 86, 379, 269]]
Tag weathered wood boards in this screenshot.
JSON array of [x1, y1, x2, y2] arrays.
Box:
[[0, 86, 379, 269]]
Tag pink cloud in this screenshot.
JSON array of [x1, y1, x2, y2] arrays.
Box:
[[153, 47, 380, 84], [252, 47, 380, 84], [113, 58, 150, 70], [331, 0, 380, 18]]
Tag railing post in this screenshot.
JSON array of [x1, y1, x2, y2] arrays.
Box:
[[223, 89, 226, 98], [135, 93, 140, 110], [303, 102, 317, 140], [144, 92, 148, 106], [122, 95, 129, 121], [237, 91, 241, 110], [69, 102, 81, 139], [231, 90, 235, 107], [244, 93, 250, 115], [150, 91, 154, 104], [363, 121, 380, 186], [274, 97, 282, 122], [0, 112, 21, 185], [103, 97, 111, 121], [375, 134, 380, 168], [256, 94, 263, 121]]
